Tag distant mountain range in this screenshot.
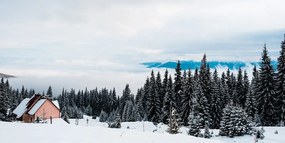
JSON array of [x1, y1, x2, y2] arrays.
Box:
[[0, 73, 16, 78], [142, 60, 278, 70]]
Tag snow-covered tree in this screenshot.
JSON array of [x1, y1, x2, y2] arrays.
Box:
[[257, 44, 278, 126], [188, 111, 202, 137], [219, 104, 251, 137], [0, 78, 8, 120], [161, 75, 174, 124], [156, 71, 163, 110], [108, 113, 121, 128], [47, 86, 53, 99], [174, 60, 183, 113], [85, 104, 93, 116], [135, 88, 145, 120], [99, 110, 108, 122], [194, 79, 211, 128], [199, 54, 212, 104], [210, 69, 222, 129], [167, 104, 180, 134], [244, 85, 257, 120], [119, 84, 132, 115], [204, 121, 212, 138], [276, 35, 285, 124], [146, 71, 161, 123], [181, 69, 194, 126], [122, 100, 134, 122]]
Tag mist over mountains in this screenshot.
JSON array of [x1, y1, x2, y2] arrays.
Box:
[[142, 60, 278, 70]]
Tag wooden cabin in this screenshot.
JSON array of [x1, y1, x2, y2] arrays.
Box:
[[13, 94, 60, 123]]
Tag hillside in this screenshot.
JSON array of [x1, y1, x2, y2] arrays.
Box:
[[1, 117, 285, 143]]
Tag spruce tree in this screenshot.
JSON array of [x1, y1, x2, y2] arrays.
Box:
[[193, 78, 210, 128], [0, 78, 8, 120], [47, 86, 53, 99], [135, 88, 145, 119], [174, 61, 183, 113], [181, 69, 194, 126], [188, 99, 202, 137], [244, 85, 257, 120], [210, 69, 222, 129], [236, 68, 245, 107], [276, 35, 285, 124], [220, 72, 229, 106], [119, 84, 132, 115], [199, 54, 212, 102], [156, 72, 163, 113], [204, 121, 212, 138], [220, 104, 250, 137], [122, 101, 134, 122], [146, 71, 161, 123], [162, 70, 169, 103], [161, 75, 174, 124], [257, 44, 277, 125], [167, 104, 180, 134]]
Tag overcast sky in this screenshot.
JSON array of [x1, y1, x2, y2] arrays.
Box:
[[1, 0, 285, 95]]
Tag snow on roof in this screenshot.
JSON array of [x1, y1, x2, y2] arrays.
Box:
[[12, 98, 31, 118], [28, 99, 46, 115], [52, 100, 60, 110]]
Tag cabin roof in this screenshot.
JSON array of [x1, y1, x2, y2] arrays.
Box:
[[12, 94, 60, 118]]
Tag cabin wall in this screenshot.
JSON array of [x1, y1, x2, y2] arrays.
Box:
[[22, 114, 35, 123], [34, 100, 60, 120]]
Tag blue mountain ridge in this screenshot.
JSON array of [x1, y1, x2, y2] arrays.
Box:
[[142, 60, 278, 70]]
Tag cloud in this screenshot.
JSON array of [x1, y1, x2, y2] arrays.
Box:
[[1, 0, 285, 94]]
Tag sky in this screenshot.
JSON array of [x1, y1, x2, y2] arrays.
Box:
[[1, 0, 285, 95]]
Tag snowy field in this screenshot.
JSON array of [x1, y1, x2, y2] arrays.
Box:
[[0, 116, 285, 143]]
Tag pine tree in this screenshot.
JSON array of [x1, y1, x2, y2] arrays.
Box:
[[204, 121, 212, 138], [135, 88, 145, 119], [220, 72, 229, 106], [85, 105, 93, 116], [156, 71, 163, 115], [99, 110, 108, 122], [122, 100, 134, 122], [133, 104, 142, 121], [143, 77, 150, 114], [46, 86, 53, 99], [198, 54, 212, 127], [167, 103, 180, 134], [244, 85, 257, 120], [161, 75, 174, 124], [111, 88, 117, 111], [146, 71, 161, 123], [119, 84, 132, 115], [188, 109, 202, 137], [174, 60, 183, 113], [236, 68, 245, 107], [220, 104, 250, 137], [193, 79, 210, 128], [0, 78, 8, 120], [162, 69, 169, 103], [210, 69, 222, 129], [257, 44, 277, 126], [243, 70, 250, 103], [181, 69, 194, 126], [109, 113, 121, 128], [199, 54, 212, 102], [276, 34, 285, 124]]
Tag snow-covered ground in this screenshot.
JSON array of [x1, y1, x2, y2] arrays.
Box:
[[0, 116, 284, 143]]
